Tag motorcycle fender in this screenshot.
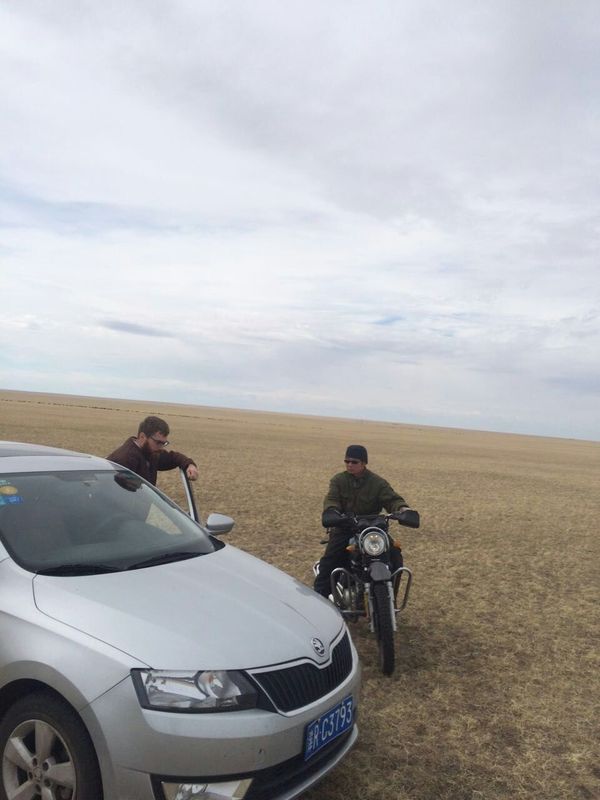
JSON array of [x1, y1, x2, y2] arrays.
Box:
[[368, 561, 392, 582]]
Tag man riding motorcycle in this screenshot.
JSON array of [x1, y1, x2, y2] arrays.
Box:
[[313, 444, 413, 598]]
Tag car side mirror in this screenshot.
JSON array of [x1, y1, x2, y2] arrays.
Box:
[[205, 513, 235, 536]]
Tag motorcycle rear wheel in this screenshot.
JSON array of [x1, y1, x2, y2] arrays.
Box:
[[373, 582, 395, 675]]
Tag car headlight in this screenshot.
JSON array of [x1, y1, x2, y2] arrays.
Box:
[[131, 669, 257, 712], [361, 531, 387, 557]]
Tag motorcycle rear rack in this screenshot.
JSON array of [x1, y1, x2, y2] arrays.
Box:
[[329, 566, 413, 618]]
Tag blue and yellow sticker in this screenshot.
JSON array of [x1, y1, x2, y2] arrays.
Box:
[[0, 496, 23, 506], [0, 481, 23, 505]]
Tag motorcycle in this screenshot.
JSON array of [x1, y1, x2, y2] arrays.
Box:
[[317, 508, 420, 675]]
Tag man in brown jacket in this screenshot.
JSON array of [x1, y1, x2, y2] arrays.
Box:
[[107, 415, 198, 486]]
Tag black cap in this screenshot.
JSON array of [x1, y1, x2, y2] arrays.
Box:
[[345, 444, 368, 463]]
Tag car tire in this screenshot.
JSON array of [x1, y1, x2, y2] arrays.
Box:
[[0, 690, 102, 800]]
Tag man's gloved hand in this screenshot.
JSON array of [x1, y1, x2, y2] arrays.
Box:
[[394, 508, 420, 528], [321, 507, 345, 528]]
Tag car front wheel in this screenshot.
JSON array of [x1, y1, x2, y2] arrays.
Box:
[[0, 691, 102, 800]]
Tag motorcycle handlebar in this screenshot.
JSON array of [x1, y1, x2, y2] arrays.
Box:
[[321, 508, 420, 529]]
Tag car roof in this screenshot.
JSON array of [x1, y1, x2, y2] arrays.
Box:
[[0, 441, 114, 474]]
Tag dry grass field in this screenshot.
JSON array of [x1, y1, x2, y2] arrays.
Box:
[[0, 389, 598, 800]]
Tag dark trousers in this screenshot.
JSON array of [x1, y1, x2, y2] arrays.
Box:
[[313, 527, 403, 597]]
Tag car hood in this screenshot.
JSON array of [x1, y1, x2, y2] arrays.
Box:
[[32, 544, 343, 670]]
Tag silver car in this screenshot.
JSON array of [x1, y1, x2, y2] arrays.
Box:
[[0, 442, 360, 800]]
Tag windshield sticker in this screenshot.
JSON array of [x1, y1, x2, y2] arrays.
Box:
[[0, 495, 23, 506], [0, 485, 19, 496]]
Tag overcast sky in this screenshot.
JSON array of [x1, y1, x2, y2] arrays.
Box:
[[1, 1, 599, 441]]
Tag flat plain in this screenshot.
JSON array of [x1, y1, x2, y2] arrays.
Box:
[[0, 389, 598, 800]]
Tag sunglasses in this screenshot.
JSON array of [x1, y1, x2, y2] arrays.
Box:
[[344, 459, 361, 465], [150, 436, 169, 447]]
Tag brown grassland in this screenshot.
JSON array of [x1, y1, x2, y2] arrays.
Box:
[[0, 389, 598, 800]]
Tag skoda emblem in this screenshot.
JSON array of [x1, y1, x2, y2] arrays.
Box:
[[311, 637, 326, 657]]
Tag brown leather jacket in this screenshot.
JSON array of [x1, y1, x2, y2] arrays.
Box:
[[106, 437, 196, 486]]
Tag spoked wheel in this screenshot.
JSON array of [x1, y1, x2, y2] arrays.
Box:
[[372, 582, 395, 675], [0, 692, 102, 800]]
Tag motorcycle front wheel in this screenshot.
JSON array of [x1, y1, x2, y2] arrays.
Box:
[[372, 582, 395, 675]]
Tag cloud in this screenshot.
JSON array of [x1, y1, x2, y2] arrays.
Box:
[[0, 1, 599, 440], [374, 315, 405, 327], [546, 375, 600, 396], [99, 320, 175, 338]]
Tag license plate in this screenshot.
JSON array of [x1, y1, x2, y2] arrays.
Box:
[[304, 695, 353, 760]]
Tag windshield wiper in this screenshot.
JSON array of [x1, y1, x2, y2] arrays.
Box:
[[126, 551, 201, 570], [36, 563, 123, 576]]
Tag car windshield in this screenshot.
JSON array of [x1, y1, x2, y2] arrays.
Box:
[[0, 469, 218, 574]]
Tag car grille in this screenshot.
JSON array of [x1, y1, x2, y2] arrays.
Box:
[[250, 632, 353, 712]]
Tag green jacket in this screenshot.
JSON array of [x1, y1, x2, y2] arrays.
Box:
[[323, 469, 407, 515]]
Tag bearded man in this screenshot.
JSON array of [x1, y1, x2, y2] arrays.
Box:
[[107, 415, 198, 486]]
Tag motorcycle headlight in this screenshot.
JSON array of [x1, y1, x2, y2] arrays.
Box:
[[361, 531, 387, 557], [132, 669, 258, 712]]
